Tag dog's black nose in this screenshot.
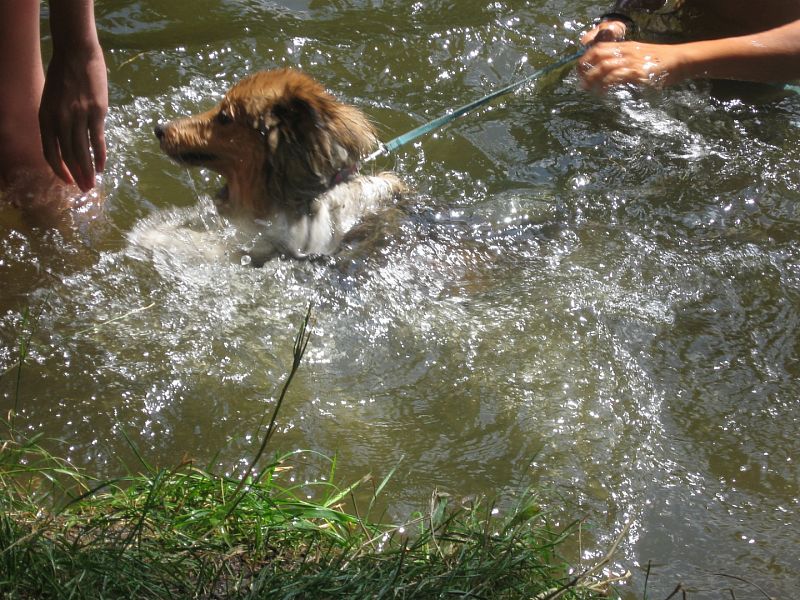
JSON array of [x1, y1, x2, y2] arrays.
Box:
[[154, 123, 165, 140]]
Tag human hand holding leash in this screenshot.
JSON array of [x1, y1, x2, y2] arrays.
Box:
[[578, 9, 800, 94], [578, 12, 675, 93], [578, 40, 679, 93]]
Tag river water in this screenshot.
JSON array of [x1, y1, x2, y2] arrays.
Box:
[[1, 1, 799, 597]]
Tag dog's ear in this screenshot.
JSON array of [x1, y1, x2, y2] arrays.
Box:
[[255, 69, 379, 215], [272, 96, 322, 136], [269, 90, 352, 181], [262, 88, 339, 213]]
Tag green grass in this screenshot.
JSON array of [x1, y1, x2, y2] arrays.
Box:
[[0, 305, 621, 599], [0, 437, 616, 599]]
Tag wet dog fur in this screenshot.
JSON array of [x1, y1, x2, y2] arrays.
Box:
[[155, 68, 403, 259]]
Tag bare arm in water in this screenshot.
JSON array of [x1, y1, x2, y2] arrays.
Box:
[[39, 0, 108, 192], [579, 1, 800, 92]]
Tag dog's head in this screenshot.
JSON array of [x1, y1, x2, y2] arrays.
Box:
[[155, 68, 378, 217]]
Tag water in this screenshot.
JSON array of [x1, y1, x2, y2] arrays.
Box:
[[2, 1, 799, 597]]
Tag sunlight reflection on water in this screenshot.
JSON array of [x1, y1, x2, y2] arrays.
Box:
[[2, 1, 800, 597]]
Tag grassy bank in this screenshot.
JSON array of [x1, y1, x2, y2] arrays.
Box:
[[1, 307, 623, 599], [0, 433, 622, 599]]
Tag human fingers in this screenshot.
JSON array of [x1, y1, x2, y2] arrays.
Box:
[[56, 115, 85, 192], [89, 108, 107, 175], [582, 56, 644, 92], [578, 44, 654, 93], [578, 59, 618, 94], [577, 45, 611, 91], [581, 25, 602, 46], [71, 117, 96, 192], [581, 20, 627, 46], [579, 52, 630, 94], [39, 111, 74, 185], [594, 21, 627, 42]]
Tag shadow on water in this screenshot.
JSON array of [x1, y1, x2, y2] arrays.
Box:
[[2, 1, 800, 597]]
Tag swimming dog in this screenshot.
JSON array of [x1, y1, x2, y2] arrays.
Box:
[[154, 68, 402, 259]]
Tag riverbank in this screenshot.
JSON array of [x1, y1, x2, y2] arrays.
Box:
[[1, 308, 623, 598], [0, 429, 626, 599]]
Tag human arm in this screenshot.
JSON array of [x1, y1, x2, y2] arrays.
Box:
[[579, 19, 800, 93], [39, 0, 108, 192]]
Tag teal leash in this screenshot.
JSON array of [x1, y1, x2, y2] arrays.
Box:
[[362, 47, 585, 163]]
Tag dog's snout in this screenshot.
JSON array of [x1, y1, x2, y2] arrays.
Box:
[[154, 123, 166, 140]]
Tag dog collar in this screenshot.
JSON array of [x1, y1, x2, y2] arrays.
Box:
[[330, 163, 359, 187]]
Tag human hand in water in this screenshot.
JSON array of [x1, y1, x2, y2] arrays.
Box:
[[39, 43, 108, 192], [578, 41, 684, 93]]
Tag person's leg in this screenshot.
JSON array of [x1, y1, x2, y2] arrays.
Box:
[[0, 0, 51, 186]]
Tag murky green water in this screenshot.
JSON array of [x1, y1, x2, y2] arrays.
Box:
[[2, 1, 799, 596]]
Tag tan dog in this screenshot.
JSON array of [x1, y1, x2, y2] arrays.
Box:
[[155, 68, 402, 258]]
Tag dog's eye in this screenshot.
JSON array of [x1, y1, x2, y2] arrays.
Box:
[[216, 110, 233, 125]]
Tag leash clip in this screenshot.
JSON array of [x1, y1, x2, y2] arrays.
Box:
[[361, 142, 389, 165]]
